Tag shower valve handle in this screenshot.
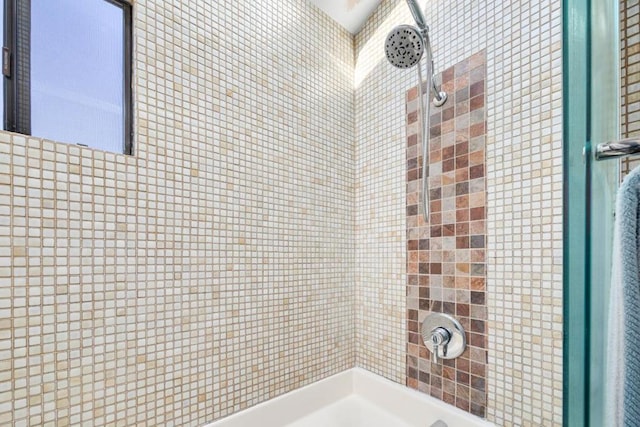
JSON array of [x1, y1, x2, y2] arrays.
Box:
[[430, 327, 451, 364]]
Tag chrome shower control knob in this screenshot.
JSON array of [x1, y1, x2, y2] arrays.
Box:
[[421, 313, 466, 364], [430, 327, 451, 363]]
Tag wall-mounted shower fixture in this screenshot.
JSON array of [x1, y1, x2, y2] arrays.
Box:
[[384, 0, 447, 223], [421, 313, 466, 364], [384, 4, 446, 106], [385, 25, 424, 69]]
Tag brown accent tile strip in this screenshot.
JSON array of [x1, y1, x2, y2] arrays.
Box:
[[406, 50, 488, 418]]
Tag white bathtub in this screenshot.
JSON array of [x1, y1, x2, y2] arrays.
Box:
[[205, 368, 495, 427]]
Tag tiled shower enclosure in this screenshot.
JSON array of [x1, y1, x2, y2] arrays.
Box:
[[1, 0, 564, 426]]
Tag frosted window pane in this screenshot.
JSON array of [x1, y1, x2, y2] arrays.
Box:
[[31, 0, 124, 153]]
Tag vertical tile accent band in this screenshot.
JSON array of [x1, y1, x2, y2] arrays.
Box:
[[406, 51, 488, 417]]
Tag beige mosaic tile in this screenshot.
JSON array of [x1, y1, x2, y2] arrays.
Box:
[[0, 0, 355, 425], [354, 0, 411, 384]]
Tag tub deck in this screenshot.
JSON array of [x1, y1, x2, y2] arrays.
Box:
[[205, 368, 495, 427]]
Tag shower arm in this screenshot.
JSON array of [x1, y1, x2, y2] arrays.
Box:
[[405, 0, 434, 79], [398, 1, 446, 105], [406, 0, 429, 34]]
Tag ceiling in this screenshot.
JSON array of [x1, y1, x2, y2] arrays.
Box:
[[308, 0, 383, 34]]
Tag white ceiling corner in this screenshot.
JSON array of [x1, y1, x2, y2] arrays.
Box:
[[308, 0, 383, 34]]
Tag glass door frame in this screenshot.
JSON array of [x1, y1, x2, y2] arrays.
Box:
[[563, 0, 620, 425]]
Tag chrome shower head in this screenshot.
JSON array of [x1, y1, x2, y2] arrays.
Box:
[[384, 25, 424, 69]]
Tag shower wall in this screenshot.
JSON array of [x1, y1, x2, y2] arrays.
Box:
[[0, 1, 355, 425], [353, 0, 410, 383], [354, 0, 563, 425]]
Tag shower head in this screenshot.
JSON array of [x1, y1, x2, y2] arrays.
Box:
[[384, 25, 424, 69]]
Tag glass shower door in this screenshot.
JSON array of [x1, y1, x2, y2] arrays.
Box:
[[564, 0, 620, 426]]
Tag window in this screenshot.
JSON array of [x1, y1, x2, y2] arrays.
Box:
[[4, 0, 133, 154]]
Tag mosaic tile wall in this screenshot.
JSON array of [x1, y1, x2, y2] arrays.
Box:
[[355, 1, 563, 425], [354, 0, 410, 382], [1, 0, 564, 425], [621, 0, 640, 175], [405, 51, 487, 417], [0, 1, 355, 425]]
